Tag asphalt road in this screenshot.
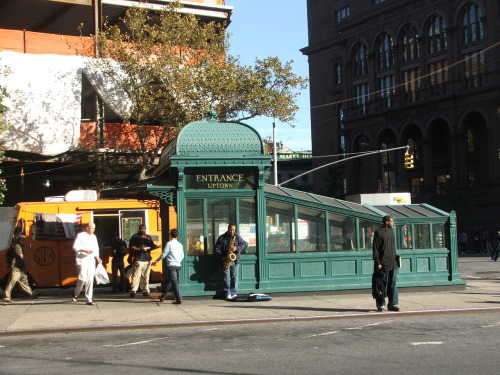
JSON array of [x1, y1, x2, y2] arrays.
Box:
[[1, 311, 499, 375]]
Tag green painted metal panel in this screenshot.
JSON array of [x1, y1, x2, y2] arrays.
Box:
[[269, 262, 295, 278], [435, 256, 449, 272], [332, 260, 356, 275], [416, 257, 430, 272], [300, 261, 326, 277]]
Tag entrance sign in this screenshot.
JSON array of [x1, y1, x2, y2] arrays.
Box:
[[186, 171, 255, 190]]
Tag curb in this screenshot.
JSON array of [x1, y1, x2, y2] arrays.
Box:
[[2, 306, 500, 337]]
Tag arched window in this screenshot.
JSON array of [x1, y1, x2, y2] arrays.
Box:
[[377, 33, 393, 69], [337, 105, 345, 152], [462, 3, 485, 44], [400, 24, 420, 63], [427, 15, 447, 54], [352, 43, 368, 77]]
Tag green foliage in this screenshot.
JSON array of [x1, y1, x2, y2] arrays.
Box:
[[0, 64, 11, 204], [83, 1, 307, 180]]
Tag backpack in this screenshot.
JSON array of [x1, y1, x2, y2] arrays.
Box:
[[116, 239, 129, 256]]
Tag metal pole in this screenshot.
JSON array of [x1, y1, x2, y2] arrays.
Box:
[[273, 118, 278, 186]]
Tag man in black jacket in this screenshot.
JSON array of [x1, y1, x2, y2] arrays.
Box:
[[215, 224, 245, 301], [372, 215, 400, 312], [128, 225, 159, 297]]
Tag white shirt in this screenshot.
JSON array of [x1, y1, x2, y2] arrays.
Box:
[[158, 239, 184, 267], [73, 231, 99, 265]]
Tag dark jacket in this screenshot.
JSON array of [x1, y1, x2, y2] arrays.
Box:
[[214, 232, 245, 265], [372, 226, 398, 271], [129, 233, 158, 262]]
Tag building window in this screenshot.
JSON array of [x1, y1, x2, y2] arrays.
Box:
[[378, 74, 395, 107], [468, 170, 476, 188], [377, 33, 393, 69], [436, 174, 451, 195], [334, 62, 342, 85], [427, 60, 448, 96], [335, 6, 351, 23], [383, 170, 396, 193], [380, 142, 395, 165], [352, 43, 368, 77], [337, 105, 345, 152], [297, 207, 326, 252], [401, 67, 420, 103], [463, 51, 484, 89], [400, 24, 420, 63], [266, 200, 294, 253], [427, 15, 448, 54], [329, 213, 355, 251], [467, 128, 475, 153], [462, 3, 485, 44], [354, 82, 370, 114], [411, 177, 423, 200]]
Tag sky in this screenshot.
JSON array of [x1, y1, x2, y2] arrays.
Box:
[[226, 0, 311, 151]]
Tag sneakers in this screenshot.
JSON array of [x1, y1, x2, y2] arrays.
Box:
[[159, 296, 165, 303], [32, 291, 40, 300], [388, 305, 401, 312], [129, 292, 136, 298], [225, 295, 234, 301], [142, 292, 150, 297], [377, 305, 386, 312], [3, 298, 14, 303], [172, 299, 183, 304]]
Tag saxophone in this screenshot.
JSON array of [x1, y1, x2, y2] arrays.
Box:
[[223, 235, 237, 269]]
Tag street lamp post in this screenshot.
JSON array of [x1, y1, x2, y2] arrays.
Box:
[[273, 118, 278, 186]]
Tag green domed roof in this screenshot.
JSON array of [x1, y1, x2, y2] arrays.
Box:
[[175, 116, 264, 156]]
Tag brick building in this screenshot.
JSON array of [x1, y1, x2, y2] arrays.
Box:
[[302, 0, 500, 233]]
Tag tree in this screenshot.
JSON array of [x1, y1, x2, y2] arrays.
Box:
[[81, 1, 307, 180], [0, 64, 10, 204]]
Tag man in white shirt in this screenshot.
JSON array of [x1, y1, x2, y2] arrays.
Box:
[[152, 229, 184, 304], [72, 222, 102, 305]]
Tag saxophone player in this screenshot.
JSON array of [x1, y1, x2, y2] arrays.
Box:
[[215, 224, 245, 300]]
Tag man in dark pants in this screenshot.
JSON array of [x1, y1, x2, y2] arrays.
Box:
[[373, 215, 400, 312], [215, 224, 245, 301], [110, 234, 127, 293]]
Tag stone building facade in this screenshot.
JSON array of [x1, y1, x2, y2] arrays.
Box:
[[302, 0, 500, 234]]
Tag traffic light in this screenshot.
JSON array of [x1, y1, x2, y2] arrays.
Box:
[[404, 152, 414, 169]]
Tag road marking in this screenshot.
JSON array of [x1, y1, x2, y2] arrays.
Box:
[[304, 331, 339, 338], [103, 337, 170, 348], [411, 342, 443, 346], [345, 321, 393, 330], [304, 320, 393, 338]]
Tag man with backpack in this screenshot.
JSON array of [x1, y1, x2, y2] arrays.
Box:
[[3, 235, 39, 303], [110, 233, 128, 293]]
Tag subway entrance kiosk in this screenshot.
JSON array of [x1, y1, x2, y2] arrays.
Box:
[[103, 113, 464, 297]]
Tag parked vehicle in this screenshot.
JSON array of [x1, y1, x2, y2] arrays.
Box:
[[0, 193, 164, 289]]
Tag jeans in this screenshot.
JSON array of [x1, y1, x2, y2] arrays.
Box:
[[111, 259, 126, 292], [375, 268, 398, 307], [223, 261, 239, 296], [161, 265, 182, 301]]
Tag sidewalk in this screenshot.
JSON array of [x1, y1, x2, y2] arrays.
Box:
[[1, 256, 499, 336]]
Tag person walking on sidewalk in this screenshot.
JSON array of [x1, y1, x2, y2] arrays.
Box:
[[3, 235, 39, 303], [72, 222, 102, 305], [152, 229, 184, 304], [215, 224, 245, 301], [373, 215, 400, 312], [128, 224, 160, 297]]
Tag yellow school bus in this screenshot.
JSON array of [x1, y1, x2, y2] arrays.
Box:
[[0, 196, 170, 288]]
